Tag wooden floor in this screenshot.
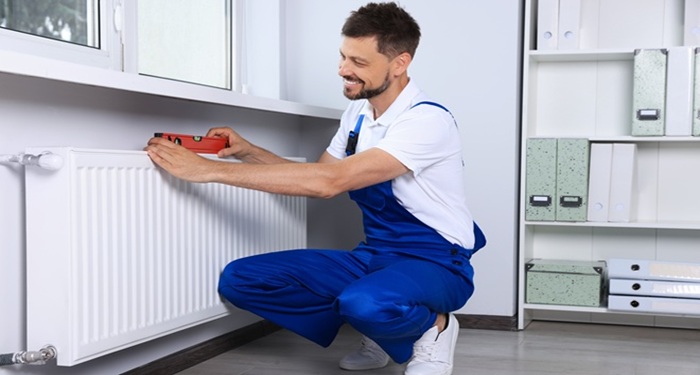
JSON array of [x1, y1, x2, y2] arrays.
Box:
[[178, 321, 700, 374]]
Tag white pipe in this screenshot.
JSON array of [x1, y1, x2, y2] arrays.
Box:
[[0, 154, 18, 164], [0, 152, 64, 171]]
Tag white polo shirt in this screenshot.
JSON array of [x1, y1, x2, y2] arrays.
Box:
[[326, 80, 476, 249]]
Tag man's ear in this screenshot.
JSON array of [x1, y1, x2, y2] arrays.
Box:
[[392, 52, 412, 76]]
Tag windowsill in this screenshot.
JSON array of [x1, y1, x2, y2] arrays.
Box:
[[0, 50, 344, 121]]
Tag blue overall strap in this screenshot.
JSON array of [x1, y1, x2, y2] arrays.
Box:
[[411, 101, 457, 125], [410, 101, 450, 112], [345, 114, 365, 156]]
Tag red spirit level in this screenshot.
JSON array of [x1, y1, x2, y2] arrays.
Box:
[[154, 133, 229, 154]]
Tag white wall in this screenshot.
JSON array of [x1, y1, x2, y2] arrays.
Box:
[[284, 0, 523, 316], [0, 1, 521, 373]]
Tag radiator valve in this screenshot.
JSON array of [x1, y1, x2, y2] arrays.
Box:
[[0, 345, 57, 366], [0, 152, 64, 171]]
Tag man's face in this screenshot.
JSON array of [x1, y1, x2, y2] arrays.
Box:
[[338, 36, 392, 100]]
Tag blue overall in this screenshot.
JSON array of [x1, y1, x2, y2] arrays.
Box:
[[218, 102, 486, 363]]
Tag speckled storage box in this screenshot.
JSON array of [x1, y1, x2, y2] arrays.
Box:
[[525, 138, 557, 221], [632, 49, 667, 136], [526, 259, 606, 307], [555, 138, 589, 222]]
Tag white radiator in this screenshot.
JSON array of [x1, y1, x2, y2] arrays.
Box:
[[24, 147, 306, 366]]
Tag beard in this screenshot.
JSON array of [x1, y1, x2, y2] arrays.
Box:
[[343, 73, 391, 100]]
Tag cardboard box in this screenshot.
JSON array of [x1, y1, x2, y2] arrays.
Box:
[[526, 259, 606, 307]]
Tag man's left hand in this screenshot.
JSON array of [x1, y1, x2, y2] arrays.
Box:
[[146, 137, 216, 183]]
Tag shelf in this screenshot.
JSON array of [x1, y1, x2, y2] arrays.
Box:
[[0, 50, 344, 121], [529, 49, 634, 62], [519, 0, 700, 330], [587, 136, 700, 143], [528, 136, 700, 143], [525, 220, 700, 230], [524, 303, 700, 319], [524, 303, 607, 314]]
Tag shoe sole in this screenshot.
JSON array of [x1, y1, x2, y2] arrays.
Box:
[[339, 360, 389, 371]]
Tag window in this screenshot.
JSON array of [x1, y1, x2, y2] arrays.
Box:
[[0, 0, 238, 91], [137, 0, 234, 90], [0, 0, 120, 69], [0, 0, 99, 48]]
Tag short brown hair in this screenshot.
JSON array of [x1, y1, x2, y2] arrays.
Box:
[[341, 2, 421, 59]]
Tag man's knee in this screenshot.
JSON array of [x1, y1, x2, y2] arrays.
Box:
[[218, 260, 245, 304], [217, 255, 295, 305], [335, 285, 403, 323]]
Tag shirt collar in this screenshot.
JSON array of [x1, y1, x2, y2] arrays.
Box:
[[358, 79, 421, 128]]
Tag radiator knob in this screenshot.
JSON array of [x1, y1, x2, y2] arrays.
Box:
[[36, 153, 64, 171]]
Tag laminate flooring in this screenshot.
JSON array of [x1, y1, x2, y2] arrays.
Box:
[[178, 321, 700, 374]]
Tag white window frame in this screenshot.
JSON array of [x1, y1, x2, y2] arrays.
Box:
[[0, 0, 123, 70], [0, 0, 241, 90]]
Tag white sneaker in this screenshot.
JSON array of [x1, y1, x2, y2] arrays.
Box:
[[339, 335, 390, 371], [404, 314, 459, 375]]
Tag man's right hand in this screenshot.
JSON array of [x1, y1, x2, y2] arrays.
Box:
[[206, 127, 253, 160]]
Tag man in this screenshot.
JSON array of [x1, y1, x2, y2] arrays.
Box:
[[146, 2, 485, 374]]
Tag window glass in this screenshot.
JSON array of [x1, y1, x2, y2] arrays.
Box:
[[0, 0, 99, 48], [138, 0, 232, 89]]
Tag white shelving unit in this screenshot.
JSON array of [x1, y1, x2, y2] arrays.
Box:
[[519, 0, 700, 329]]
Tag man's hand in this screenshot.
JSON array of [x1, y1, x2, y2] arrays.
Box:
[[146, 137, 218, 183], [206, 127, 253, 160], [206, 126, 291, 165]]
